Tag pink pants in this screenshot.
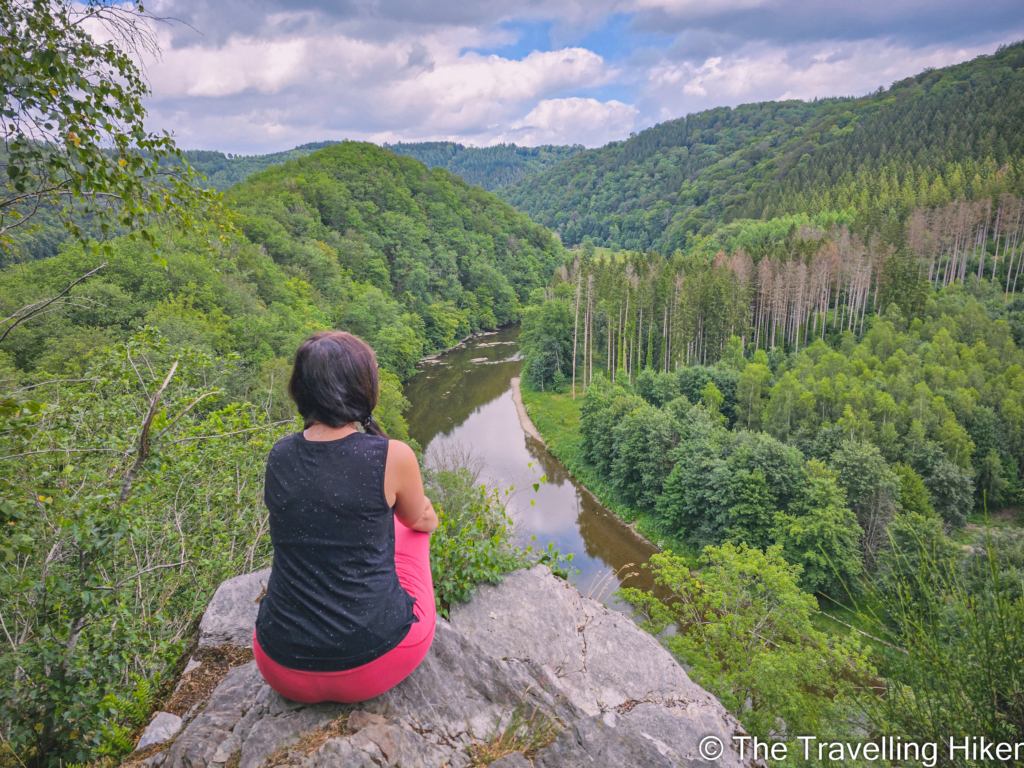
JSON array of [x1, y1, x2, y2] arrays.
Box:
[[253, 521, 436, 704]]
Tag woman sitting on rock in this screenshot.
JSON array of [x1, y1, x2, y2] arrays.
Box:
[[253, 331, 438, 703]]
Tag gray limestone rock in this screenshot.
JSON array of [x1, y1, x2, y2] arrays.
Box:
[[349, 723, 464, 767], [198, 568, 271, 648], [372, 619, 568, 744], [304, 737, 383, 768], [534, 705, 734, 768], [166, 663, 266, 768], [345, 711, 386, 731], [487, 753, 532, 768], [136, 712, 183, 751], [534, 711, 679, 768], [237, 702, 345, 768], [170, 564, 755, 768]]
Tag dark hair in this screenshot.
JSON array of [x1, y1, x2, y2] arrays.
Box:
[[288, 331, 388, 437]]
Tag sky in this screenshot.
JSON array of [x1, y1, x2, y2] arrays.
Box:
[[135, 0, 1024, 155]]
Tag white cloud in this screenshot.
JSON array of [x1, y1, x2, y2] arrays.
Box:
[[142, 17, 617, 150], [629, 0, 769, 15], [500, 97, 639, 146], [641, 38, 1011, 117], [129, 0, 1024, 154]]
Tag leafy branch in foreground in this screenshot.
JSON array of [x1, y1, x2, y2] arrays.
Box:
[[0, 0, 221, 256], [0, 331, 290, 767]]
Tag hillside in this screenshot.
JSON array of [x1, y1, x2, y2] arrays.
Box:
[[501, 41, 1024, 252], [179, 142, 342, 191], [1, 141, 579, 266], [185, 141, 581, 195], [0, 142, 564, 382], [0, 140, 570, 764], [385, 141, 582, 191]]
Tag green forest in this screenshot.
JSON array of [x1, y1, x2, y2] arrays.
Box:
[[513, 46, 1024, 753], [520, 248, 1024, 762], [4, 0, 1024, 764], [2, 141, 581, 265], [501, 42, 1024, 253], [173, 141, 582, 196], [0, 136, 564, 762], [385, 142, 582, 192], [176, 142, 343, 192]]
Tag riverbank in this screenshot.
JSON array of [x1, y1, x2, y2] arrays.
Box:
[[517, 384, 695, 561], [417, 321, 519, 364], [405, 326, 663, 606], [510, 376, 545, 444]]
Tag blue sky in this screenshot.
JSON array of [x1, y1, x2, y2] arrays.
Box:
[[138, 0, 1024, 154]]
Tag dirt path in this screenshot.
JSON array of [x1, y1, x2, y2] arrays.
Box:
[[510, 377, 545, 445]]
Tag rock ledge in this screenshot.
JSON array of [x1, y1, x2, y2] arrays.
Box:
[[150, 566, 753, 768]]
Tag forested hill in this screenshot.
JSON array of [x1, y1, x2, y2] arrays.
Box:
[[1, 142, 564, 384], [181, 141, 581, 194], [500, 41, 1024, 252], [384, 142, 583, 191], [179, 142, 343, 191], [2, 141, 579, 264]]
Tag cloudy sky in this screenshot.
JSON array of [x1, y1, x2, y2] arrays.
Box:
[[137, 0, 1024, 155]]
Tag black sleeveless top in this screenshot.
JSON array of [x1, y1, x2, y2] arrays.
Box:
[[255, 431, 415, 671]]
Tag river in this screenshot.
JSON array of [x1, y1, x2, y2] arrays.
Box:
[[403, 324, 659, 609]]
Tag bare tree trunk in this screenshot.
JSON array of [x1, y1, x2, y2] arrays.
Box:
[[572, 270, 581, 399]]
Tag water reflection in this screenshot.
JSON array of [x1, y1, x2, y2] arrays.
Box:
[[403, 325, 659, 609]]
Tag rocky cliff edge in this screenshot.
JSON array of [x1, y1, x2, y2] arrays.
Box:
[[133, 565, 755, 768]]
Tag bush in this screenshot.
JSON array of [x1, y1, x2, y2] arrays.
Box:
[[862, 526, 1024, 764], [423, 442, 573, 617], [620, 544, 871, 748]]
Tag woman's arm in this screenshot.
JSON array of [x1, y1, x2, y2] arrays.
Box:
[[384, 440, 439, 533]]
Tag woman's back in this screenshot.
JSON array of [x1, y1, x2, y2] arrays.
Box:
[[255, 430, 415, 671]]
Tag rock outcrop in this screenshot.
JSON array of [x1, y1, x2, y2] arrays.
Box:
[[148, 566, 754, 768]]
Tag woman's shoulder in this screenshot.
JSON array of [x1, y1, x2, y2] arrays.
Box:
[[269, 431, 302, 456], [385, 438, 416, 460]]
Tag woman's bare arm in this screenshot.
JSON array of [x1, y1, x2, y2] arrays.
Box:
[[384, 440, 439, 533]]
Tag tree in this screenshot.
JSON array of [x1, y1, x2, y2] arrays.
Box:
[[866, 518, 1024, 760], [620, 544, 871, 744], [763, 370, 804, 441], [0, 334, 288, 765], [978, 449, 1011, 508], [735, 361, 771, 430], [701, 380, 725, 423], [610, 402, 678, 512], [773, 460, 864, 595], [923, 458, 975, 530], [830, 440, 901, 568], [520, 299, 573, 390], [1, 0, 217, 255], [892, 462, 936, 518], [722, 467, 776, 549]]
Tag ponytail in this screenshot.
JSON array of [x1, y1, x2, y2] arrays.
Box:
[[362, 413, 388, 438]]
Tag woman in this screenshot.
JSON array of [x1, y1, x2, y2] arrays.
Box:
[[253, 331, 438, 704]]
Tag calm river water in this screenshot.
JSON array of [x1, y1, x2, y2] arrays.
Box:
[[403, 324, 659, 609]]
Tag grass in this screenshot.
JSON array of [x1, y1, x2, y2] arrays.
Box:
[[814, 593, 901, 660], [466, 703, 561, 766], [519, 385, 696, 565], [260, 713, 351, 768]]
